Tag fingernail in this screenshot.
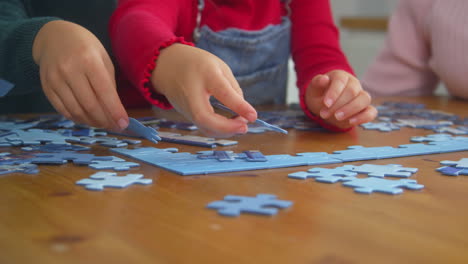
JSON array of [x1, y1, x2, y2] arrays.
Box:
[[335, 111, 344, 120], [325, 98, 333, 108], [118, 118, 129, 130], [320, 109, 330, 119], [236, 125, 247, 134], [246, 112, 257, 122], [349, 118, 358, 125]]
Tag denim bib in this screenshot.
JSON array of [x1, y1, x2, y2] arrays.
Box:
[[194, 0, 291, 105]]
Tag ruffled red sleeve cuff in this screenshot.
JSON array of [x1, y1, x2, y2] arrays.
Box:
[[299, 82, 353, 133], [140, 37, 194, 109]]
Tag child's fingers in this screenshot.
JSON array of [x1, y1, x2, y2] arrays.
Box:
[[190, 95, 248, 138], [211, 76, 257, 123], [332, 90, 372, 121], [87, 59, 129, 130], [348, 105, 378, 126], [322, 73, 348, 108], [185, 76, 249, 137], [42, 82, 72, 121], [50, 80, 92, 126], [65, 71, 112, 129], [323, 78, 362, 119]]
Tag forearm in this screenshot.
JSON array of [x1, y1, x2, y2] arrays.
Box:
[[110, 0, 195, 108], [290, 0, 353, 132]]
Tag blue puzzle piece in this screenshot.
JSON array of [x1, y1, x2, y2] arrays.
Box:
[[32, 151, 113, 165], [1, 129, 79, 146], [342, 177, 424, 195], [0, 120, 39, 131], [159, 131, 237, 148], [349, 164, 418, 178], [288, 165, 357, 183], [111, 147, 342, 175], [0, 78, 14, 97], [207, 194, 293, 217], [330, 145, 398, 161], [76, 171, 152, 191], [88, 157, 140, 171], [22, 143, 90, 152], [440, 158, 468, 169], [124, 118, 161, 143], [197, 150, 267, 162], [0, 152, 35, 165], [0, 163, 39, 175], [436, 166, 468, 176], [110, 135, 468, 175], [238, 150, 267, 162], [361, 122, 401, 132]]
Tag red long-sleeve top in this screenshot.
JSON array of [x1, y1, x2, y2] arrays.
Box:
[[109, 0, 354, 132]]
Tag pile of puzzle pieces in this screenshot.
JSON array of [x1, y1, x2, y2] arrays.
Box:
[[361, 101, 468, 134]]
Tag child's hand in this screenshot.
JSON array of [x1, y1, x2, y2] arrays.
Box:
[[151, 44, 257, 137], [305, 70, 377, 129], [33, 21, 128, 131]]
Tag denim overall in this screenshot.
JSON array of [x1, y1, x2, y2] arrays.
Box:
[[194, 0, 291, 105]]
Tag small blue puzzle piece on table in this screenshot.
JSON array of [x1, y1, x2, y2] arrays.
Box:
[[22, 143, 90, 152], [88, 157, 140, 171], [1, 129, 79, 146], [207, 194, 293, 217], [436, 166, 468, 176], [342, 177, 424, 195], [76, 171, 152, 191], [360, 122, 401, 132], [440, 158, 468, 169], [124, 118, 161, 143], [0, 163, 39, 175], [348, 164, 418, 178], [0, 152, 35, 165], [32, 151, 113, 165], [288, 165, 357, 183]]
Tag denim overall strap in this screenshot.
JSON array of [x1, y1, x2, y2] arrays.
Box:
[[194, 0, 292, 105]]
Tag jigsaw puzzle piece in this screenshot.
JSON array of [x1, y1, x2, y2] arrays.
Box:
[[88, 157, 141, 171], [125, 118, 161, 143], [436, 166, 468, 176], [32, 151, 113, 165], [440, 158, 468, 169], [342, 177, 424, 195], [360, 122, 400, 132], [349, 164, 418, 178], [76, 171, 152, 191], [207, 194, 293, 217], [0, 163, 39, 175], [0, 78, 14, 97], [288, 165, 357, 183]]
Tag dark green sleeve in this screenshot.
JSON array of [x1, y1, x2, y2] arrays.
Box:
[[0, 0, 59, 96]]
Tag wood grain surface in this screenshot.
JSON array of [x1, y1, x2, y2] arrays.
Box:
[[0, 96, 467, 264]]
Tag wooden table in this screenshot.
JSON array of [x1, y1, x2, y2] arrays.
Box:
[[1, 96, 467, 264]]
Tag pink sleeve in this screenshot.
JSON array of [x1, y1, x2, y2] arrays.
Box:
[[109, 0, 196, 109], [290, 0, 354, 132], [362, 0, 439, 97]]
